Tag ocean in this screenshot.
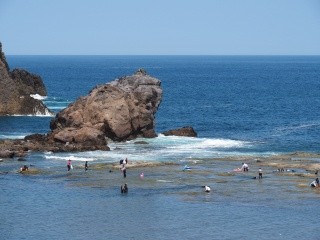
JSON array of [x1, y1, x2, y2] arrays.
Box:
[[1, 56, 320, 239]]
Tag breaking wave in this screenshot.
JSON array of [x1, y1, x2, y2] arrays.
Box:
[[30, 94, 47, 100]]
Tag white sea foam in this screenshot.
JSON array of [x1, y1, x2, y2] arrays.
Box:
[[36, 134, 265, 165], [274, 122, 320, 135], [47, 106, 65, 110], [10, 107, 54, 117], [0, 134, 26, 139], [104, 135, 255, 162], [164, 137, 251, 149], [45, 155, 95, 162], [30, 94, 47, 100], [39, 135, 255, 164], [34, 108, 54, 117], [12, 112, 54, 117]]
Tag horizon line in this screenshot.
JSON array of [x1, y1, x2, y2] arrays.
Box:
[[6, 54, 320, 57]]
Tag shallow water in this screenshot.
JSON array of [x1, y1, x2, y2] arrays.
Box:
[[1, 157, 319, 240], [2, 55, 320, 239]]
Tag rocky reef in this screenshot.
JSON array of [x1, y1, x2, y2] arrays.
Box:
[[0, 42, 51, 115], [0, 134, 110, 159]]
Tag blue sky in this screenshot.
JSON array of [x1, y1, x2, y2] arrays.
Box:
[[1, 0, 320, 55]]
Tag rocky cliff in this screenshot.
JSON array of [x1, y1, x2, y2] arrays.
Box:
[[0, 42, 51, 115], [50, 69, 162, 143]]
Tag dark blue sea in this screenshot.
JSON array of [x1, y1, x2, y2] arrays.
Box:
[[2, 56, 320, 155], [1, 56, 320, 240]]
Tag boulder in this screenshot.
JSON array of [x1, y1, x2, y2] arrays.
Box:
[[0, 150, 15, 158], [162, 126, 197, 137], [52, 127, 106, 146], [0, 42, 52, 115], [50, 69, 162, 142]]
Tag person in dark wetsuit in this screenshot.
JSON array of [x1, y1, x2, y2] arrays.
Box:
[[85, 161, 88, 171], [121, 183, 128, 193]]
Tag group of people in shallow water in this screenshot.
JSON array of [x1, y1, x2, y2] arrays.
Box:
[[66, 160, 88, 172], [66, 158, 129, 193], [18, 158, 318, 193], [238, 162, 263, 179], [239, 162, 319, 187]]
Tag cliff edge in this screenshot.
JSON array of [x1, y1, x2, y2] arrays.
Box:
[[0, 42, 52, 115]]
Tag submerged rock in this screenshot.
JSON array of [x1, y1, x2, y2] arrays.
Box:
[[0, 42, 52, 116], [162, 126, 197, 137], [50, 69, 162, 142], [134, 141, 149, 145]]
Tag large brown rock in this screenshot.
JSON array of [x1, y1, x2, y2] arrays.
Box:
[[50, 69, 162, 142], [0, 42, 51, 115]]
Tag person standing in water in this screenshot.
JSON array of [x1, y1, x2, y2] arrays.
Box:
[[85, 161, 88, 171], [67, 159, 72, 171], [241, 163, 249, 172], [258, 168, 263, 179], [122, 165, 127, 178], [120, 158, 128, 178]]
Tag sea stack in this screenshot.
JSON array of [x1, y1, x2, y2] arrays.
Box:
[[0, 42, 52, 115], [49, 69, 163, 143]]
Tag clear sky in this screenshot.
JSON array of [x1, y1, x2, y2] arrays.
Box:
[[1, 0, 320, 55]]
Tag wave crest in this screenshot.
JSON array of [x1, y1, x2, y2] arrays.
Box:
[[30, 94, 47, 100], [45, 155, 95, 162], [169, 138, 251, 150]]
